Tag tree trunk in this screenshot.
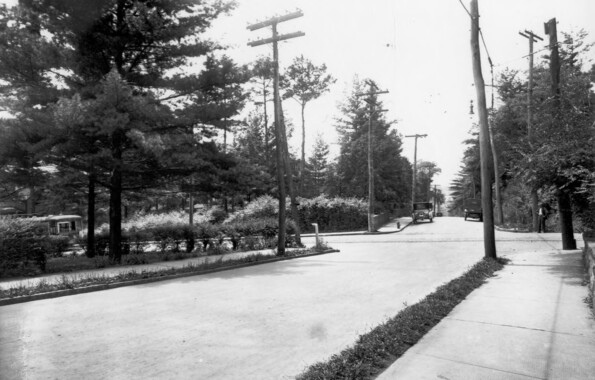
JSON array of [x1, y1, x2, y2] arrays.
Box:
[[87, 171, 96, 258], [557, 190, 576, 250], [531, 189, 539, 231], [300, 102, 306, 196], [109, 130, 124, 263]]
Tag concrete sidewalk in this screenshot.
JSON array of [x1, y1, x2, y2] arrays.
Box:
[[378, 248, 595, 379]]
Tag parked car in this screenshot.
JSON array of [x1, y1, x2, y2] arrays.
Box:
[[463, 199, 482, 221], [412, 202, 433, 224]]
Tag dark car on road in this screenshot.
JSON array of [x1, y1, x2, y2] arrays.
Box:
[[463, 198, 482, 221], [412, 202, 433, 224]]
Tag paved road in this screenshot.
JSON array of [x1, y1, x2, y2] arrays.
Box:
[[0, 217, 575, 379]]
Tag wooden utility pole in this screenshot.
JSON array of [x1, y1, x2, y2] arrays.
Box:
[[470, 0, 497, 259], [248, 11, 304, 255], [357, 82, 388, 232], [545, 18, 576, 250], [520, 29, 544, 232], [405, 134, 427, 212], [484, 59, 504, 225]]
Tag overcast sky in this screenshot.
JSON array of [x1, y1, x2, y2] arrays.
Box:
[[2, 0, 594, 195]]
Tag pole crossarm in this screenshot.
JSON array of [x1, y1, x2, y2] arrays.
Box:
[[247, 31, 305, 47], [405, 134, 427, 138], [246, 10, 304, 31], [519, 30, 544, 42], [356, 90, 389, 98]]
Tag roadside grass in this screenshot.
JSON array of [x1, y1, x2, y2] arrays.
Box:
[[296, 257, 508, 380], [0, 248, 325, 300]]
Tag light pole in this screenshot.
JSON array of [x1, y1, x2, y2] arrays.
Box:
[[366, 105, 388, 232], [356, 81, 388, 232]]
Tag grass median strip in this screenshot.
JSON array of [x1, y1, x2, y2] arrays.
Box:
[[296, 257, 507, 380], [0, 249, 332, 302]]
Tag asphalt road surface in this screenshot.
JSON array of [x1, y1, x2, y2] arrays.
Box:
[[0, 217, 568, 379]]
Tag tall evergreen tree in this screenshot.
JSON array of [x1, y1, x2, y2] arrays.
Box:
[[0, 0, 239, 258], [334, 78, 410, 211], [281, 55, 335, 195], [303, 133, 329, 198]]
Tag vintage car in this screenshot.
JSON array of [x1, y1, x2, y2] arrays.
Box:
[[463, 198, 483, 221], [412, 202, 433, 224]]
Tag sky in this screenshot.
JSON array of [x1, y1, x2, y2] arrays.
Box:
[[205, 0, 595, 194], [2, 0, 594, 196]]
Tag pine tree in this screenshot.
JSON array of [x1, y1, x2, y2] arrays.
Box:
[[281, 55, 335, 195], [334, 78, 410, 211], [303, 133, 329, 198]]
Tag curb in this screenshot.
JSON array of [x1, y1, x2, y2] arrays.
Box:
[[0, 249, 339, 307], [301, 220, 412, 238]]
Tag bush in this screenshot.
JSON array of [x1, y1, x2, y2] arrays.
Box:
[[222, 224, 241, 250], [224, 195, 278, 224], [128, 227, 152, 254], [151, 224, 178, 253], [297, 195, 367, 232], [47, 236, 71, 258], [93, 229, 130, 257], [225, 195, 368, 233], [0, 218, 49, 276], [180, 224, 196, 253], [196, 222, 220, 251]]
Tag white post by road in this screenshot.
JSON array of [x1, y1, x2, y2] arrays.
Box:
[[312, 223, 320, 249]]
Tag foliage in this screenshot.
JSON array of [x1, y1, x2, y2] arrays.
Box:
[[297, 195, 368, 232], [302, 133, 330, 198], [224, 195, 279, 224], [333, 78, 411, 211], [281, 55, 336, 194], [451, 30, 594, 228], [225, 194, 368, 233], [0, 218, 49, 276], [0, 0, 242, 261], [1, 249, 328, 301]]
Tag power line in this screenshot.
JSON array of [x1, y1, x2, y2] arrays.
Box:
[[457, 0, 471, 17]]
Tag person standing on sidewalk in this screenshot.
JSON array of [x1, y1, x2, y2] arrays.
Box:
[[538, 203, 549, 233]]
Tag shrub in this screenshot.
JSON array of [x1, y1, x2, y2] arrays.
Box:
[[180, 224, 196, 253], [222, 224, 241, 250], [297, 195, 367, 232], [224, 195, 278, 224], [0, 218, 49, 276], [225, 195, 368, 233], [93, 229, 130, 257], [47, 236, 71, 258], [196, 222, 220, 251], [128, 227, 152, 254], [151, 224, 177, 253]]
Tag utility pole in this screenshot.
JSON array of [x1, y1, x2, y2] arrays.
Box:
[[248, 10, 304, 255], [470, 0, 497, 259], [433, 185, 437, 214], [545, 18, 576, 250], [405, 134, 427, 213], [520, 29, 544, 232], [356, 81, 388, 232]]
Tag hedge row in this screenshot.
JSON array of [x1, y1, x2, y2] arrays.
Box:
[[225, 195, 368, 233], [88, 217, 297, 258], [0, 219, 71, 277]]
